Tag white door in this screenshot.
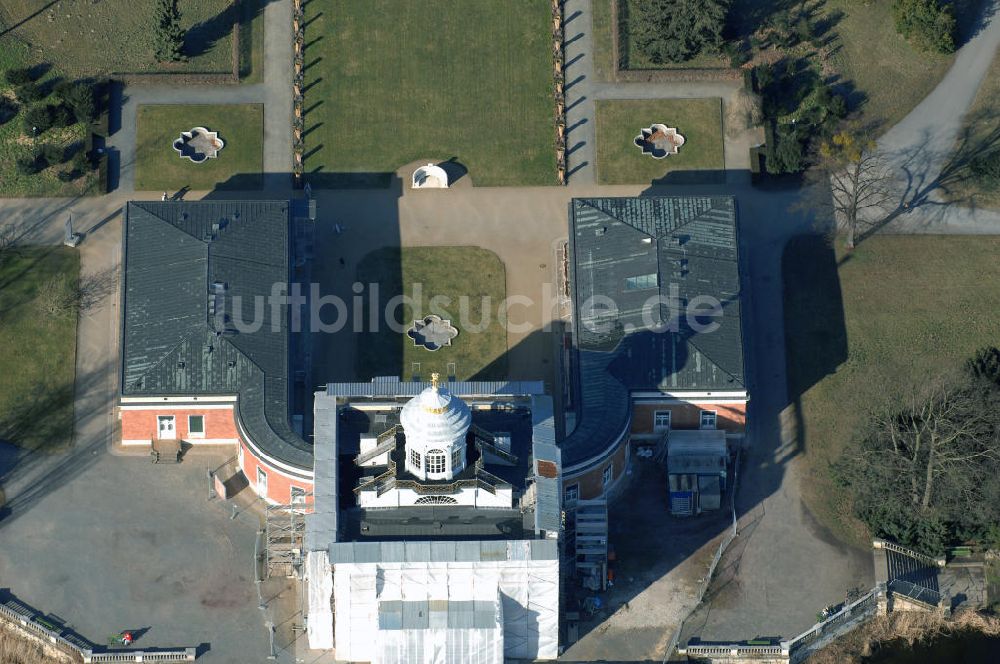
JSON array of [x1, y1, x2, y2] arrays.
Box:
[[157, 415, 176, 439], [257, 468, 268, 497]]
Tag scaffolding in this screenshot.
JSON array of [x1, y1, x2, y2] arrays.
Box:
[[572, 499, 608, 591], [264, 502, 308, 579]]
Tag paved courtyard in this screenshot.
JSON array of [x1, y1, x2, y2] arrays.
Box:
[[0, 449, 272, 663]]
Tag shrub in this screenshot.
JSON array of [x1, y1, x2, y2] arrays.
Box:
[[57, 169, 78, 183], [15, 153, 43, 175], [766, 124, 806, 174], [55, 81, 96, 123], [893, 0, 957, 54], [23, 105, 53, 134], [15, 82, 44, 103], [51, 104, 75, 128], [0, 98, 18, 125], [3, 67, 33, 86], [632, 0, 730, 63], [970, 151, 1000, 186], [753, 62, 774, 94], [41, 143, 64, 166]]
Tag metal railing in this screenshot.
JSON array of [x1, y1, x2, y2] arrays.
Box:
[[355, 429, 399, 466], [681, 643, 787, 657], [0, 601, 195, 663], [782, 584, 881, 658], [888, 579, 941, 609], [874, 538, 945, 567], [475, 436, 519, 465]]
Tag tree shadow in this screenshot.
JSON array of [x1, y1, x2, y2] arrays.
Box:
[[860, 105, 1000, 240], [0, 2, 60, 38], [183, 0, 275, 61]]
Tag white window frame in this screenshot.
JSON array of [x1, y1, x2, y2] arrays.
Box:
[[653, 410, 671, 430], [700, 410, 718, 429], [564, 483, 579, 504], [426, 449, 446, 474], [238, 443, 245, 470], [291, 486, 307, 505], [187, 414, 205, 438], [451, 447, 463, 471], [409, 449, 422, 470], [256, 467, 268, 496], [157, 415, 176, 439], [602, 464, 613, 487]]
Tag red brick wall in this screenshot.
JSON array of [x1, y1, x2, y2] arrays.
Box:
[[121, 407, 238, 442], [631, 401, 746, 434], [566, 441, 629, 500], [120, 405, 313, 505], [238, 439, 314, 505]]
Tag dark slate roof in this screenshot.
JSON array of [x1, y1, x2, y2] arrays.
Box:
[[564, 197, 745, 469], [120, 201, 311, 470]]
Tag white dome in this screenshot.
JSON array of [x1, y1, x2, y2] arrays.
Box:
[[400, 377, 472, 452]]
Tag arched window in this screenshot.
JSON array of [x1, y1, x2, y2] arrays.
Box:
[[426, 449, 447, 474], [409, 449, 422, 470], [415, 495, 458, 505]]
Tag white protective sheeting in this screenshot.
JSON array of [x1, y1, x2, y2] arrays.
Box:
[[305, 551, 334, 650], [375, 593, 503, 664], [332, 556, 559, 662]]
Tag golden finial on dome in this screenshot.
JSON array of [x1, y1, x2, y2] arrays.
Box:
[[431, 372, 440, 390]]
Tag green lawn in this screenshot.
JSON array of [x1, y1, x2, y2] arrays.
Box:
[[592, 0, 616, 81], [824, 0, 954, 130], [134, 104, 263, 191], [0, 248, 79, 452], [0, 0, 258, 77], [0, 39, 98, 197], [355, 247, 508, 382], [595, 98, 725, 184], [303, 0, 557, 186], [942, 49, 1000, 209], [598, 0, 958, 130], [784, 235, 1000, 546]]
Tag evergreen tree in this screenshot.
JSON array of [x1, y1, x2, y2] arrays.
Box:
[[154, 0, 186, 63], [632, 0, 730, 64], [893, 0, 957, 54]]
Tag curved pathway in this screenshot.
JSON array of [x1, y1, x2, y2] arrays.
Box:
[[875, 0, 1000, 233]]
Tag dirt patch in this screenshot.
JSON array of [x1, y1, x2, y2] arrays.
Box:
[[0, 619, 78, 664]]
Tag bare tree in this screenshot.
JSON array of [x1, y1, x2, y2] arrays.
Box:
[[869, 381, 1000, 511], [838, 372, 1000, 553], [36, 274, 81, 320], [809, 129, 895, 249]]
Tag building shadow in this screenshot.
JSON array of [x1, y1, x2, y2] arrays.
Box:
[[781, 235, 847, 405]]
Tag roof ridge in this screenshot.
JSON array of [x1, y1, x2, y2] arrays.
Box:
[[130, 201, 211, 244]]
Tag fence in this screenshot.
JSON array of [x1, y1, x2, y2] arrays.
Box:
[[888, 579, 941, 609], [678, 584, 882, 662], [1, 597, 195, 663], [873, 538, 946, 568], [782, 584, 881, 659], [663, 448, 741, 662]]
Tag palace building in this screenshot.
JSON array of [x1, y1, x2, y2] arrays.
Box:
[[562, 197, 747, 504], [304, 375, 561, 662], [118, 201, 315, 505]]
